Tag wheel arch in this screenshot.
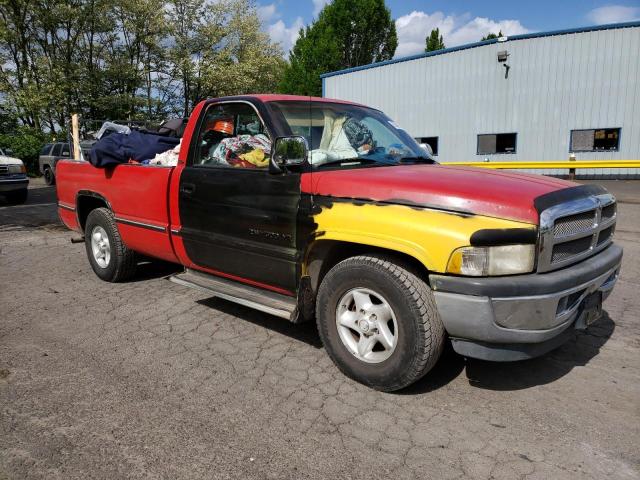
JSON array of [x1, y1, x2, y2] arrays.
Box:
[[304, 239, 432, 294], [76, 191, 112, 232]]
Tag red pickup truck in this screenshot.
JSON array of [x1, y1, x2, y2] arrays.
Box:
[[57, 94, 622, 391]]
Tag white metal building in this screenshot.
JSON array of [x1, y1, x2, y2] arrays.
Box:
[[321, 22, 640, 177]]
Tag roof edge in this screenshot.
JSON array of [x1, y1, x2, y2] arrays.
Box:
[[320, 20, 640, 79]]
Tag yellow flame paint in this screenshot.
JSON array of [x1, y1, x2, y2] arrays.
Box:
[[309, 202, 535, 273]]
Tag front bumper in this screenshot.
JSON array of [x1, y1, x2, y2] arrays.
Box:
[[0, 177, 29, 193], [429, 244, 623, 361]]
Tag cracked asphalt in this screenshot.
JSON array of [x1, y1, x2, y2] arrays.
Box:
[[1, 179, 639, 479]]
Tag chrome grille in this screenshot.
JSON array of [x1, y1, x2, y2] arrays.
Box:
[[553, 211, 596, 237], [597, 226, 614, 246], [551, 236, 594, 263], [601, 203, 616, 222], [0, 165, 8, 175], [538, 193, 616, 272]]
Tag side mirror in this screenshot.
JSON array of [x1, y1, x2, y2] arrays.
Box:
[[270, 136, 308, 173], [419, 143, 434, 157]]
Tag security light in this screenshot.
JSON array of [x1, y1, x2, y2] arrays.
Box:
[[497, 50, 510, 78]]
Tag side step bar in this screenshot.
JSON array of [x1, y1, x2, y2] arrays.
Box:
[[169, 268, 298, 321]]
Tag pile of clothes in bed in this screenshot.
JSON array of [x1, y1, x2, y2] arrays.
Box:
[[89, 119, 186, 168]]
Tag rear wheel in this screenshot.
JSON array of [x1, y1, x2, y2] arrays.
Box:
[[316, 254, 445, 392], [84, 208, 137, 282], [6, 189, 28, 205], [43, 166, 55, 185]]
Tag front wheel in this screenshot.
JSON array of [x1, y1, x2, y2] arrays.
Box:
[[316, 255, 445, 392], [84, 208, 137, 282]]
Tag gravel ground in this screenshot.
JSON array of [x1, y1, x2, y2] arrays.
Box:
[[0, 180, 638, 480]]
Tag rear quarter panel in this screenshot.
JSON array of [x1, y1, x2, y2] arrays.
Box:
[[56, 160, 179, 263]]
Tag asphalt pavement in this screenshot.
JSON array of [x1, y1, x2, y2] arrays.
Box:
[[0, 178, 638, 479]]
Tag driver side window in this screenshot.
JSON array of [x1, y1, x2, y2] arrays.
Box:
[[194, 103, 271, 169]]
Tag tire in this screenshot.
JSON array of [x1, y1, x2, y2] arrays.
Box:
[[316, 254, 445, 392], [84, 207, 137, 282], [6, 189, 28, 205], [43, 166, 55, 185]]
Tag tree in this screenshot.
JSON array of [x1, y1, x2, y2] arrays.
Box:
[[481, 30, 503, 41], [279, 0, 397, 96], [208, 1, 286, 97], [165, 0, 285, 116], [0, 0, 286, 131], [425, 28, 445, 52], [0, 127, 49, 173]]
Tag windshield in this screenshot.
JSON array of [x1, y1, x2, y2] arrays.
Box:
[[268, 101, 433, 169]]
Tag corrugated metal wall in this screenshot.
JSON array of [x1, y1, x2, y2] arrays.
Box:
[[324, 26, 640, 177]]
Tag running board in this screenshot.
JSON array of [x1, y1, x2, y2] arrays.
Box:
[[169, 269, 297, 321]]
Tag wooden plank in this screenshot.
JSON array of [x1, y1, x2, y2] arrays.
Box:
[[71, 113, 81, 161]]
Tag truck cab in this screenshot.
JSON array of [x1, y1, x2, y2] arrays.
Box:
[[55, 95, 622, 391]]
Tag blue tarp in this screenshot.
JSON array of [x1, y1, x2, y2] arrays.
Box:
[[89, 130, 180, 168]]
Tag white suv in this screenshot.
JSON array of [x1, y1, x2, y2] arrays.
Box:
[[0, 147, 28, 204]]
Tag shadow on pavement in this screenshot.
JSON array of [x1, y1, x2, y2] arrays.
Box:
[[464, 312, 615, 391], [196, 296, 324, 349], [0, 184, 56, 207], [128, 259, 182, 282], [192, 301, 615, 393], [396, 343, 466, 395], [0, 185, 61, 229]]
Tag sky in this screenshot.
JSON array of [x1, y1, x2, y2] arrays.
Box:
[[257, 0, 640, 58]]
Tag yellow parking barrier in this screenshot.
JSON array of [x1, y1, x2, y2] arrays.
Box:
[[443, 160, 640, 169]]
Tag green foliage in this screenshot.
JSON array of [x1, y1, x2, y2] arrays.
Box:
[[0, 109, 18, 134], [279, 0, 397, 96], [0, 0, 285, 130], [425, 28, 445, 52], [0, 127, 49, 174], [167, 0, 285, 113], [481, 30, 503, 41]]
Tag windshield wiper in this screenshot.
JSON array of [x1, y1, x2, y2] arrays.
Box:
[[315, 158, 381, 168], [398, 156, 436, 164]]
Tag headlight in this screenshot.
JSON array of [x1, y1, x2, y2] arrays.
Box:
[[447, 244, 535, 276], [8, 164, 26, 174]]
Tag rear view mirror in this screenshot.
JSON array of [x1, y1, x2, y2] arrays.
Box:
[[272, 136, 308, 170], [420, 143, 434, 157]]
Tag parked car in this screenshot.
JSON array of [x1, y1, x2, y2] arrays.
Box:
[[39, 142, 72, 185], [0, 147, 28, 204], [55, 94, 622, 391]]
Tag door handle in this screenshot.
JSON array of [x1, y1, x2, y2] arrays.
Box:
[[180, 183, 196, 195]]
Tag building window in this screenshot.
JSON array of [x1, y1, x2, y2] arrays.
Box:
[[477, 133, 517, 155], [415, 137, 438, 155], [570, 128, 620, 152]]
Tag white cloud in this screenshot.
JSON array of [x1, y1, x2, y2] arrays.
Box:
[[395, 10, 531, 58], [257, 2, 303, 56], [586, 5, 640, 24], [313, 0, 331, 17], [267, 17, 304, 55], [257, 3, 279, 24]]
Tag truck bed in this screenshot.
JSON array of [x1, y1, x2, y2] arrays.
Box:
[[56, 160, 180, 263]]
